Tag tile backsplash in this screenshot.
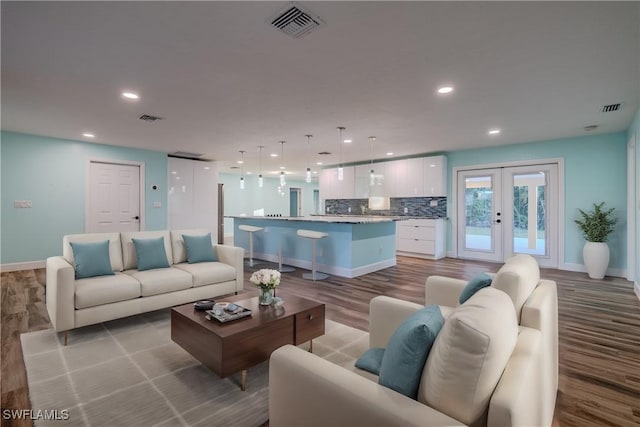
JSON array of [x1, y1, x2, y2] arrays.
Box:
[[325, 196, 447, 218]]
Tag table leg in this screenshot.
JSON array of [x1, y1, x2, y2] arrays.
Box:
[[241, 369, 247, 391], [309, 339, 313, 353]]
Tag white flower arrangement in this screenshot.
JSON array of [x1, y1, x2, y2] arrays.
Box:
[[249, 268, 281, 289]]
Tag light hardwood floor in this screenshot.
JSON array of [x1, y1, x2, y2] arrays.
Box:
[[2, 257, 639, 426]]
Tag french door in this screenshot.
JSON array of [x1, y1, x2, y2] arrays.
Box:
[[457, 163, 558, 267]]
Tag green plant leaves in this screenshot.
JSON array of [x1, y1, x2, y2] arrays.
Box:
[[574, 202, 618, 242]]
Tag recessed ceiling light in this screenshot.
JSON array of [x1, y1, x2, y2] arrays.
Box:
[[386, 152, 394, 156], [279, 166, 285, 170], [313, 171, 318, 174], [171, 171, 177, 174], [270, 153, 278, 157], [247, 171, 252, 175], [316, 162, 323, 165], [121, 91, 139, 100], [437, 86, 454, 94], [236, 160, 243, 164], [82, 132, 95, 138], [488, 128, 501, 135], [203, 167, 210, 170], [343, 139, 352, 143]]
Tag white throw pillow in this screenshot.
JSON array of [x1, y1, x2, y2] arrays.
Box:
[[417, 287, 518, 426]]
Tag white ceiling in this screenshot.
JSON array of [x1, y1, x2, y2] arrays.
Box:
[[2, 1, 639, 179]]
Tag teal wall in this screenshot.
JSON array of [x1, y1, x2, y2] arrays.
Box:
[[1, 131, 168, 264], [218, 172, 319, 236], [447, 132, 628, 270]]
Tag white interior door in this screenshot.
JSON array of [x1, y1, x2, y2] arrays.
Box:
[[457, 163, 559, 267], [88, 161, 141, 232]]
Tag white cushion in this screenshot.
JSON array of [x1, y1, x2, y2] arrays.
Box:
[[75, 272, 140, 309], [121, 231, 173, 270], [173, 262, 236, 287], [63, 232, 123, 272], [418, 287, 518, 426], [491, 254, 540, 320], [124, 267, 193, 297], [297, 229, 328, 239], [169, 229, 213, 264]]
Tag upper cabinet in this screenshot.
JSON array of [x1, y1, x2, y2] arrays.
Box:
[[320, 155, 447, 199], [423, 155, 447, 196], [319, 166, 355, 199]]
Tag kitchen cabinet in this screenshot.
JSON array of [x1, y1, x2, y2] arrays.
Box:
[[423, 155, 447, 196], [354, 164, 372, 198], [319, 166, 355, 199], [396, 218, 445, 259]]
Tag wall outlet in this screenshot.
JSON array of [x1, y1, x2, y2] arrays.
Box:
[[404, 207, 408, 214], [153, 201, 162, 208], [14, 200, 32, 208], [430, 200, 438, 207], [348, 207, 351, 213]]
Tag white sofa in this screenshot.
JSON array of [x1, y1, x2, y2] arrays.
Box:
[[46, 229, 244, 338], [269, 254, 558, 427]]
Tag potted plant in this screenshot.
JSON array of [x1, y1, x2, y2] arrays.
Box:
[[574, 202, 617, 279]]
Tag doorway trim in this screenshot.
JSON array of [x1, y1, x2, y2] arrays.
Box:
[[85, 158, 146, 232], [451, 157, 565, 267]]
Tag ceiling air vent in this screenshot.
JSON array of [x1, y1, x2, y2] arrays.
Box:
[[269, 3, 324, 39], [601, 103, 621, 113], [169, 151, 204, 159], [318, 151, 332, 155], [138, 114, 164, 122]]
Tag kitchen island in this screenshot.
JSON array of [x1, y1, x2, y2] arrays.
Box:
[[231, 216, 398, 278]]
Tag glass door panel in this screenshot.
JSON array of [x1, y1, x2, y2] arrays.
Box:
[[457, 169, 503, 262], [503, 164, 558, 267]]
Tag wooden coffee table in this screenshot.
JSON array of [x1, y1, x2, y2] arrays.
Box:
[[171, 293, 325, 390]]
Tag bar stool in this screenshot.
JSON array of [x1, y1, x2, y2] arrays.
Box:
[[238, 225, 264, 268], [264, 227, 296, 273], [296, 229, 329, 281]]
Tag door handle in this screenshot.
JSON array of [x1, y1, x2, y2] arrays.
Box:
[[493, 219, 501, 224], [133, 216, 140, 220]]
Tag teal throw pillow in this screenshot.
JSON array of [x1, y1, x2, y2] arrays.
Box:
[[70, 240, 114, 279], [458, 272, 493, 304], [132, 237, 170, 271], [355, 348, 385, 376], [378, 305, 444, 399], [182, 233, 217, 263]]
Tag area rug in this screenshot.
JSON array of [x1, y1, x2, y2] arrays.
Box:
[[20, 309, 369, 427]]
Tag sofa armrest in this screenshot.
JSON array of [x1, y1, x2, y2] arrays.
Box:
[[269, 345, 464, 427], [369, 296, 423, 348], [214, 244, 244, 291], [488, 327, 550, 427], [425, 275, 467, 307], [45, 256, 76, 332]]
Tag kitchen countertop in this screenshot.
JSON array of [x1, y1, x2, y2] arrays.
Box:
[[228, 215, 397, 224]]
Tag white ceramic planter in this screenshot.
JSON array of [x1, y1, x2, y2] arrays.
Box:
[[583, 242, 610, 279]]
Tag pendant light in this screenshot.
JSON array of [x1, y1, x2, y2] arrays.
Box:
[[369, 136, 376, 186], [279, 141, 286, 186], [239, 150, 245, 189], [337, 126, 345, 180], [257, 145, 264, 187], [305, 134, 313, 183]]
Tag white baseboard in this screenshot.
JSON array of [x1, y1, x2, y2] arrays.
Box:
[[560, 262, 626, 279], [1, 260, 46, 272], [634, 282, 640, 301]]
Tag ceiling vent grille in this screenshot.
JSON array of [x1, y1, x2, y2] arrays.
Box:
[[269, 4, 324, 39], [169, 151, 204, 159], [601, 103, 621, 113], [138, 114, 164, 122]]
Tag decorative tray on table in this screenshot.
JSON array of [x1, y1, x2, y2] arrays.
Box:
[[206, 302, 252, 323]]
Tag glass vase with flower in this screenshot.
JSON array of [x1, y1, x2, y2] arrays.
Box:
[[249, 268, 281, 305]]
